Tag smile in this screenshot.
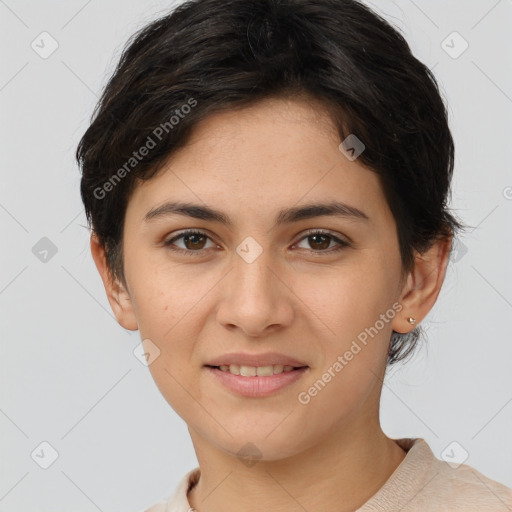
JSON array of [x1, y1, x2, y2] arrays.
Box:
[[207, 364, 307, 376]]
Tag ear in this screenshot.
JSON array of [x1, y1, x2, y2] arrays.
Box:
[[392, 235, 452, 334], [90, 233, 139, 331]]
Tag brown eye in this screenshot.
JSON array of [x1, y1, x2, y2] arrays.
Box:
[[164, 230, 215, 253], [181, 233, 207, 250], [295, 230, 350, 253], [307, 234, 331, 250]]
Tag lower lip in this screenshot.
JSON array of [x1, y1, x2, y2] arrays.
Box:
[[205, 366, 309, 398]]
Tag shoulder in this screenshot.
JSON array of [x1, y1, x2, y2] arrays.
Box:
[[359, 438, 512, 511], [420, 455, 512, 510], [135, 467, 200, 512]]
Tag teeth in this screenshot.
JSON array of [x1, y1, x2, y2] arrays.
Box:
[[217, 364, 300, 376]]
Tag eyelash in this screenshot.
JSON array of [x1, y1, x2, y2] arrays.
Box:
[[163, 229, 350, 256]]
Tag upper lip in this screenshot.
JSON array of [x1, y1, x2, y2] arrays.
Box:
[[205, 352, 309, 368]]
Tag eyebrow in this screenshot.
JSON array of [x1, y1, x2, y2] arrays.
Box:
[[143, 200, 369, 227]]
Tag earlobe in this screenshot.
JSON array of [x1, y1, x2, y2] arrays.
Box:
[[392, 236, 452, 334], [89, 233, 139, 331]]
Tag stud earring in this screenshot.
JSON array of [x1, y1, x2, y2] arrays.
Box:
[[407, 317, 416, 325]]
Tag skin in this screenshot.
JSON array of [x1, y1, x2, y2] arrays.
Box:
[[91, 96, 451, 512]]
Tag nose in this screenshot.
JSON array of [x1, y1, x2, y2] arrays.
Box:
[[216, 248, 294, 337]]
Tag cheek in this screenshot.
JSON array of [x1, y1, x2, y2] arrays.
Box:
[[292, 252, 400, 385], [126, 251, 200, 338], [126, 257, 210, 374], [295, 253, 399, 333], [292, 275, 395, 431], [133, 271, 204, 419]]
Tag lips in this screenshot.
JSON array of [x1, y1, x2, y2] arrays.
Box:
[[204, 351, 309, 368], [205, 365, 309, 397]]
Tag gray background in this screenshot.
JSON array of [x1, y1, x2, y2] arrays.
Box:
[[1, 0, 511, 510]]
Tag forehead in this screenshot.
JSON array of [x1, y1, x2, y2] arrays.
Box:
[[125, 97, 390, 228]]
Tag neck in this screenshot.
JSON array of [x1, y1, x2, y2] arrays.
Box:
[[187, 419, 406, 512]]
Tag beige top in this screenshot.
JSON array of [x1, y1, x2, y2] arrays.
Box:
[[141, 438, 512, 511]]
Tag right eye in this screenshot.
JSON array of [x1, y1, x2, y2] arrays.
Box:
[[163, 230, 217, 255]]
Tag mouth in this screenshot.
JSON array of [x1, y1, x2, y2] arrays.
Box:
[[204, 364, 310, 397], [205, 364, 309, 376]]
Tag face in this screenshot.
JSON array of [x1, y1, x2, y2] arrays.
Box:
[[108, 97, 415, 461]]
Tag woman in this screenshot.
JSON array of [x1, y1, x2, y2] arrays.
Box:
[[77, 0, 512, 510]]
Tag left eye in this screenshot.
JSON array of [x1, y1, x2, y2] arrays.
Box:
[[163, 229, 349, 254], [294, 231, 349, 252]]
